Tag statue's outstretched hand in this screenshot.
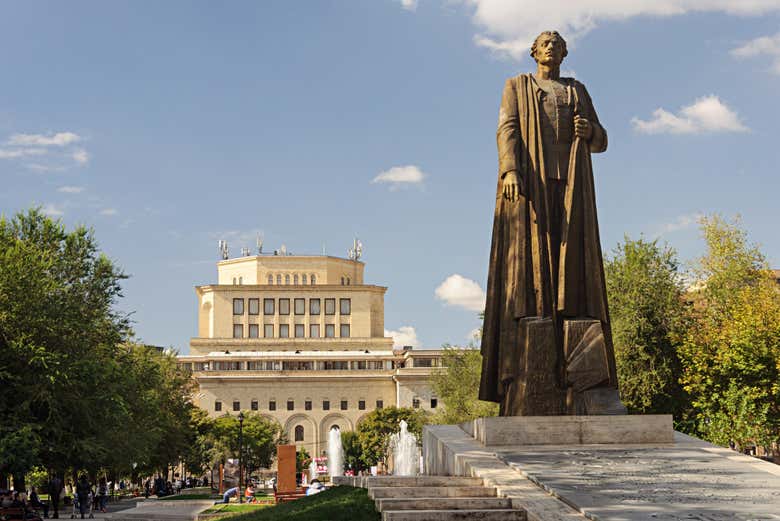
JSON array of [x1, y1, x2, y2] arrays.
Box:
[[503, 171, 523, 202], [574, 115, 593, 140]]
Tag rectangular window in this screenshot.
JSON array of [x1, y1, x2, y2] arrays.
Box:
[[279, 298, 290, 315], [325, 324, 335, 338], [279, 324, 289, 338], [215, 401, 222, 412], [412, 398, 420, 409], [340, 400, 348, 411], [248, 298, 259, 315], [264, 324, 274, 338], [376, 400, 383, 409], [249, 324, 259, 338], [269, 400, 276, 411], [295, 324, 305, 338], [264, 298, 275, 315], [287, 400, 294, 411], [294, 298, 305, 315], [310, 298, 321, 315], [414, 358, 434, 368], [431, 398, 438, 409], [325, 298, 336, 315], [251, 400, 258, 411], [233, 324, 243, 338], [305, 400, 312, 411], [340, 324, 350, 338], [310, 324, 320, 338], [232, 401, 240, 411], [340, 298, 351, 315], [233, 298, 244, 315], [322, 400, 330, 411], [323, 361, 348, 370], [358, 400, 366, 410]]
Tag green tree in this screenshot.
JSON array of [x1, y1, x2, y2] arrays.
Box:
[[0, 209, 130, 485], [679, 215, 780, 454], [340, 430, 365, 473], [430, 346, 498, 424], [211, 413, 283, 470], [604, 236, 691, 420], [356, 407, 427, 467]]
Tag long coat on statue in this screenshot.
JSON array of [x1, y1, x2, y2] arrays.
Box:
[[478, 73, 618, 408]]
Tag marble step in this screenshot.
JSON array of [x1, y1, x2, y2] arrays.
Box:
[[382, 509, 526, 521], [365, 476, 484, 488], [375, 497, 513, 512], [370, 486, 497, 499]]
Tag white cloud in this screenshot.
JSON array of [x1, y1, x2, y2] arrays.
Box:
[[372, 165, 426, 189], [731, 31, 780, 74], [72, 148, 90, 165], [8, 132, 81, 147], [41, 204, 64, 217], [0, 148, 47, 159], [57, 185, 85, 194], [99, 208, 118, 216], [435, 274, 486, 312], [399, 0, 418, 11], [631, 96, 748, 134], [654, 212, 702, 236], [462, 0, 780, 60], [385, 326, 421, 348]]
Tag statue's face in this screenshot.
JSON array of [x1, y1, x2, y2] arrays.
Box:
[[533, 34, 565, 67]]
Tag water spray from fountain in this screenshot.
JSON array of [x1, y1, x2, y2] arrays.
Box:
[[389, 420, 420, 476], [328, 426, 344, 478], [309, 459, 318, 483]]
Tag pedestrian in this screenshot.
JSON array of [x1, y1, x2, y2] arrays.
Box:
[[48, 475, 63, 519], [75, 475, 91, 519], [97, 478, 108, 513], [29, 486, 50, 518]]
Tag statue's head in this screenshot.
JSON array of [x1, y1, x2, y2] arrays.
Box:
[[530, 31, 568, 67]]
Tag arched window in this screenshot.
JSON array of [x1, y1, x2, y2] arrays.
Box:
[[346, 277, 351, 286], [277, 274, 282, 285], [285, 274, 290, 285], [232, 278, 236, 285], [341, 277, 345, 286], [311, 274, 316, 285], [294, 274, 299, 285], [268, 274, 273, 285], [238, 276, 243, 285], [294, 425, 304, 442], [302, 274, 307, 285]]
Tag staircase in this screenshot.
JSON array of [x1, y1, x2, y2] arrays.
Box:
[[334, 476, 527, 520]]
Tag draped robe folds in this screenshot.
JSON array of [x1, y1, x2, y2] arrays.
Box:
[[478, 73, 619, 409]]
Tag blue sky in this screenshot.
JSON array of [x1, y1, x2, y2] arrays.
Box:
[[2, 1, 779, 352]]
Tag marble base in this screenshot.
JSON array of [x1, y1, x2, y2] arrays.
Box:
[[461, 415, 673, 446]]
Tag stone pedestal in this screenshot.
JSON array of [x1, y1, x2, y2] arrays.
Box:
[[463, 415, 674, 446]]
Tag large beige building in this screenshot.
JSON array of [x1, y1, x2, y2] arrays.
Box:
[[178, 251, 443, 458]]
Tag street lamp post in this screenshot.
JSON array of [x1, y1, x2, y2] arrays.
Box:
[[238, 411, 244, 504]]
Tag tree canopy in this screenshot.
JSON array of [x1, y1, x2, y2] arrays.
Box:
[[604, 236, 691, 420], [430, 346, 498, 424], [356, 407, 427, 467]]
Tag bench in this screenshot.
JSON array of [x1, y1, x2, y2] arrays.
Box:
[[273, 488, 306, 503]]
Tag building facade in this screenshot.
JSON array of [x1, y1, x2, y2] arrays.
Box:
[[178, 252, 443, 458]]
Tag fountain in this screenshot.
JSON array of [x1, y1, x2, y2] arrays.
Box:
[[327, 426, 344, 477], [309, 459, 318, 482], [389, 420, 420, 476]]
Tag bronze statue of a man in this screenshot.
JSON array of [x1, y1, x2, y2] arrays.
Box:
[[479, 31, 625, 416]]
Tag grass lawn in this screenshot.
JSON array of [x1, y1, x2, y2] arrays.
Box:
[[202, 503, 272, 514], [214, 486, 379, 521]]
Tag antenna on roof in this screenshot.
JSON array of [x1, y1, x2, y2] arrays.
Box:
[[348, 237, 363, 261], [218, 240, 229, 260], [256, 233, 264, 255]]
